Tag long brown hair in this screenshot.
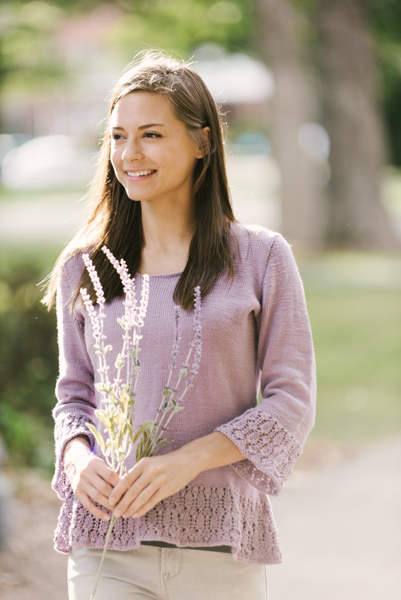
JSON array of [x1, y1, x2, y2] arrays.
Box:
[[43, 50, 237, 311]]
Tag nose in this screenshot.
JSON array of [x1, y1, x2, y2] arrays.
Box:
[[122, 138, 143, 162]]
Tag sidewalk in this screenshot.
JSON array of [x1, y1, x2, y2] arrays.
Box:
[[268, 434, 401, 600], [0, 471, 67, 599]]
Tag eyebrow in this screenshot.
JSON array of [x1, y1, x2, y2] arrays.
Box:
[[111, 123, 166, 131]]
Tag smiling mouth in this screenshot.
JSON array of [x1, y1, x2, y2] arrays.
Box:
[[126, 169, 156, 177]]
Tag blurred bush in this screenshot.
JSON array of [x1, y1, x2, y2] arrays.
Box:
[[0, 249, 58, 473]]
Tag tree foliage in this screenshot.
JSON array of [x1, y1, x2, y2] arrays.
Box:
[[0, 1, 67, 93], [369, 0, 401, 165], [108, 0, 253, 61]]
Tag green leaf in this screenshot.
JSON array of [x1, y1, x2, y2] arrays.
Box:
[[152, 440, 172, 455], [133, 421, 155, 444], [115, 357, 125, 369], [136, 440, 143, 462], [95, 382, 112, 395], [95, 410, 111, 429], [86, 423, 105, 452], [104, 439, 112, 457]]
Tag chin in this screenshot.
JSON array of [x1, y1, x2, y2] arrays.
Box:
[[124, 188, 142, 202]]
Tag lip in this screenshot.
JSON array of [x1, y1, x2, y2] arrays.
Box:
[[125, 169, 157, 180]]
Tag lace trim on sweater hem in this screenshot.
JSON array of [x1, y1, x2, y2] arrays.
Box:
[[216, 413, 302, 495], [53, 485, 282, 565], [52, 413, 95, 501]]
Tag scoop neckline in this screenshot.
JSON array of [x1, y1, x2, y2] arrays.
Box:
[[136, 271, 183, 278]]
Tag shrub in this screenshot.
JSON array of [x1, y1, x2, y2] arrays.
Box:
[[0, 249, 58, 471]]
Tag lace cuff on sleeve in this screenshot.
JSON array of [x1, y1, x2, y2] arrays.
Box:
[[215, 410, 302, 496], [52, 413, 96, 500]]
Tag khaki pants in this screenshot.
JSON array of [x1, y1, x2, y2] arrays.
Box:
[[68, 544, 269, 600]]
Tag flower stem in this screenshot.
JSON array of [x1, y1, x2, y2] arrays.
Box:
[[89, 512, 117, 600]]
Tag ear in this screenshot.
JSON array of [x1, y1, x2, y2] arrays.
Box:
[[195, 126, 211, 159]]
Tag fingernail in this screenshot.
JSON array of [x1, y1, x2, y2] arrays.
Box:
[[103, 514, 110, 521], [109, 497, 115, 505], [114, 510, 121, 518]]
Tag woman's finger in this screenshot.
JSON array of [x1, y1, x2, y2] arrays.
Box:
[[70, 456, 116, 515], [71, 455, 121, 512], [130, 487, 168, 519], [112, 474, 151, 516], [112, 458, 169, 515], [119, 477, 164, 518], [84, 482, 116, 512], [80, 470, 116, 501], [80, 455, 120, 488], [95, 461, 121, 489], [109, 462, 144, 507], [73, 488, 111, 521]]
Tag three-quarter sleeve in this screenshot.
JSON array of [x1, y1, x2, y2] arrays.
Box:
[[216, 234, 316, 495], [52, 256, 96, 500]]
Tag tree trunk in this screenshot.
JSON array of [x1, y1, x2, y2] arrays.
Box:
[[254, 0, 326, 251], [317, 0, 400, 249]]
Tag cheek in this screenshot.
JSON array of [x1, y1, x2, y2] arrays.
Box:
[[165, 144, 196, 174]]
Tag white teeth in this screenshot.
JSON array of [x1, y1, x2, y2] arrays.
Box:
[[127, 170, 154, 176]]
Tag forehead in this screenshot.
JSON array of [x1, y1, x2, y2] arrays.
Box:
[[110, 91, 178, 126]]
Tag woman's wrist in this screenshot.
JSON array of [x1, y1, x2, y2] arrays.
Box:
[[65, 451, 92, 485], [180, 432, 245, 474], [63, 436, 92, 485], [63, 436, 91, 466]]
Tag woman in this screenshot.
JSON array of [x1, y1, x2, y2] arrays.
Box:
[[44, 51, 316, 600]]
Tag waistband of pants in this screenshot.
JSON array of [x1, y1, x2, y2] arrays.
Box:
[[140, 540, 232, 554]]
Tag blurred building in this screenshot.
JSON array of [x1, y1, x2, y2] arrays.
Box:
[[1, 10, 274, 148], [1, 5, 124, 145], [192, 43, 274, 141]]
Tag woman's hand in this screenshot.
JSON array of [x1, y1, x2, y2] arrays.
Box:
[[108, 447, 202, 519], [64, 436, 120, 521], [109, 432, 245, 519]]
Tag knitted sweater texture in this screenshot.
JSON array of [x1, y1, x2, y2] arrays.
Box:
[[52, 223, 316, 565]]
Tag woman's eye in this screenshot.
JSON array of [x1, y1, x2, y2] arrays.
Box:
[[144, 132, 161, 139], [112, 134, 123, 141]]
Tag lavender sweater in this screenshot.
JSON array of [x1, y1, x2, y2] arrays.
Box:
[[52, 223, 316, 565]]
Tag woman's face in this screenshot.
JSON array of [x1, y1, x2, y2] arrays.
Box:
[[110, 91, 206, 208]]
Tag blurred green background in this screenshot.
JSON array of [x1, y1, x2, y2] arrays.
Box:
[[0, 0, 400, 474]]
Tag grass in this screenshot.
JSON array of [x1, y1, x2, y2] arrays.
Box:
[[0, 244, 62, 272], [0, 183, 88, 203], [304, 282, 401, 442]]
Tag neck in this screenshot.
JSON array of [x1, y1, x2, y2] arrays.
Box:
[[140, 199, 195, 252]]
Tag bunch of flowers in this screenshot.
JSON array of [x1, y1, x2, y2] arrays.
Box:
[[79, 246, 202, 600]]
